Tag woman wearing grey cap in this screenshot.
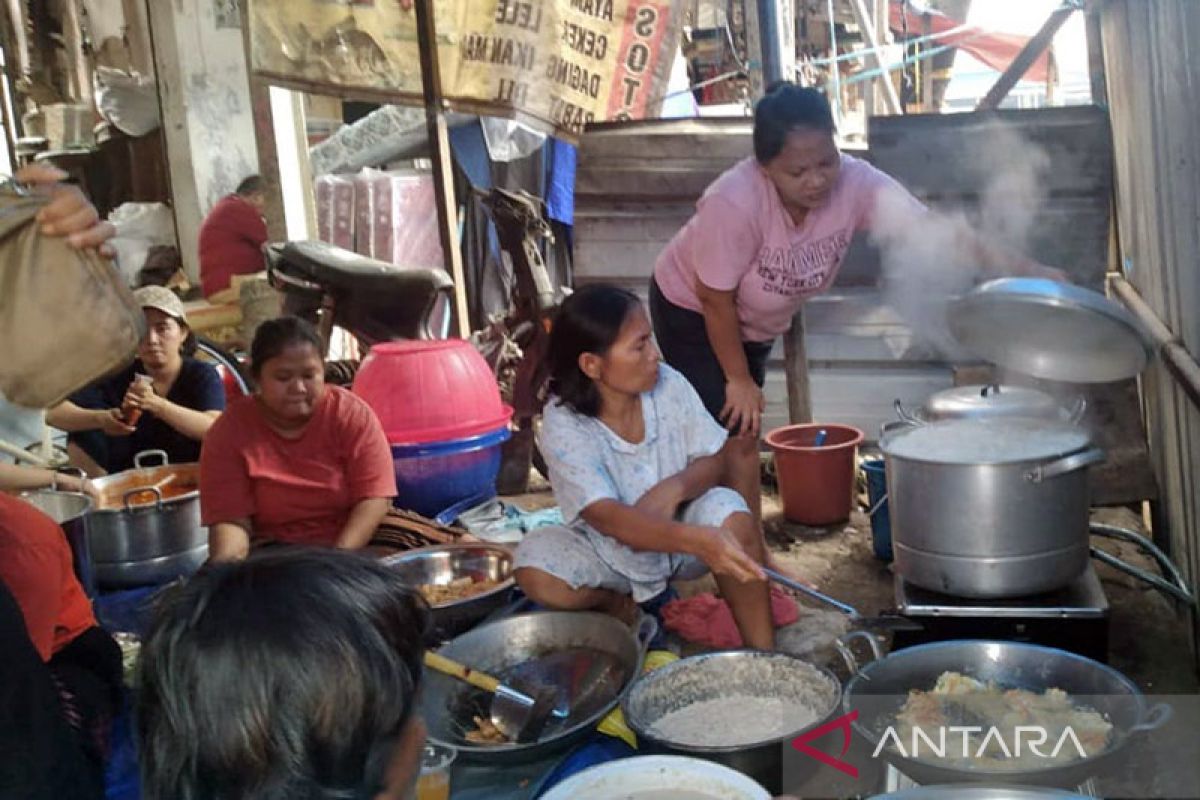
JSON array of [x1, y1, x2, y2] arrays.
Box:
[[63, 286, 226, 474]]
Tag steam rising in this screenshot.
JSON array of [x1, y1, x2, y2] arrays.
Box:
[[868, 127, 1051, 359]]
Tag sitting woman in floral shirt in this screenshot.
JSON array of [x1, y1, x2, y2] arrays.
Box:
[[513, 285, 774, 649]]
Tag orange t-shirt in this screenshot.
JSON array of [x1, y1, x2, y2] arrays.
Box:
[[0, 494, 96, 661], [200, 386, 397, 547]]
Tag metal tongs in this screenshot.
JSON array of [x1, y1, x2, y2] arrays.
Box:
[[763, 567, 922, 632]]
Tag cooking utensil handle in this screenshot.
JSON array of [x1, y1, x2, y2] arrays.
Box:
[[892, 399, 922, 425], [1130, 702, 1173, 734], [123, 485, 163, 511], [133, 449, 169, 469], [1024, 448, 1106, 483], [763, 567, 859, 617], [1067, 396, 1088, 424], [833, 630, 885, 674], [423, 650, 501, 693], [634, 613, 658, 656]]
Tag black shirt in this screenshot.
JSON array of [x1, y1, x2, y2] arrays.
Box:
[[70, 358, 226, 473]]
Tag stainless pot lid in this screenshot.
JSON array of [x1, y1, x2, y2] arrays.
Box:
[[923, 384, 1064, 421], [948, 278, 1152, 383], [883, 417, 1091, 465]]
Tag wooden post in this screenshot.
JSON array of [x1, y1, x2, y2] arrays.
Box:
[[848, 0, 901, 115], [921, 14, 934, 112], [976, 5, 1075, 111], [414, 0, 471, 339], [784, 313, 812, 424], [1084, 6, 1107, 106], [239, 0, 285, 240]]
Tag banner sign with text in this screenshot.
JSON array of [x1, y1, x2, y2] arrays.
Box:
[[248, 0, 684, 140]]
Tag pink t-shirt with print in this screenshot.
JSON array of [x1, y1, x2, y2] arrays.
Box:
[[654, 153, 925, 342]]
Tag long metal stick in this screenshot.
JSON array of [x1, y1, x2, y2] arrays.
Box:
[[764, 566, 860, 617]]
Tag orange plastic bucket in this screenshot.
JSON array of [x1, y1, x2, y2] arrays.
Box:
[[765, 423, 865, 525]]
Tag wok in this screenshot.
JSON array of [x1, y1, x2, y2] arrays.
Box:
[[841, 640, 1171, 787], [380, 543, 514, 640], [417, 610, 656, 762]]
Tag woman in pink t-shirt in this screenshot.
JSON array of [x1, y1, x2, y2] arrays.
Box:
[[650, 84, 1065, 518], [201, 317, 396, 560]]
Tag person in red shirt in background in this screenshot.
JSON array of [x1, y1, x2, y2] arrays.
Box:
[[198, 174, 269, 300], [201, 316, 396, 561]]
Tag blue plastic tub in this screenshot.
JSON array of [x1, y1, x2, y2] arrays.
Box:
[[391, 427, 512, 518], [862, 459, 893, 562]]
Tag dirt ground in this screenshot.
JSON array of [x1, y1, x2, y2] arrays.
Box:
[[504, 476, 1199, 692]]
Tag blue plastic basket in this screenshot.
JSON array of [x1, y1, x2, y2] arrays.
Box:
[[390, 426, 511, 518], [862, 459, 893, 562]]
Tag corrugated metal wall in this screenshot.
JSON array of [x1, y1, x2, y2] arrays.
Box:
[[1101, 1, 1200, 655]]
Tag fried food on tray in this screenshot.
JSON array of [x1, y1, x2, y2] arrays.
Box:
[[464, 715, 509, 745], [417, 575, 502, 606]]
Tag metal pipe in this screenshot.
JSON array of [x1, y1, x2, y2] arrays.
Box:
[[1109, 274, 1200, 410], [756, 0, 786, 85]]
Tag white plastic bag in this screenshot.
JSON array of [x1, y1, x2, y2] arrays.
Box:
[[107, 203, 177, 285]]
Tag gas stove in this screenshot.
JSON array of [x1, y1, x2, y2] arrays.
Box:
[[890, 564, 1110, 661], [882, 763, 1101, 796]]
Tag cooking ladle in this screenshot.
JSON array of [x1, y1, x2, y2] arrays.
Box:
[[763, 567, 921, 631], [423, 651, 566, 743]]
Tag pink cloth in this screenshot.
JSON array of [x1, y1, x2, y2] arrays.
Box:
[[654, 154, 925, 341], [661, 587, 801, 649]]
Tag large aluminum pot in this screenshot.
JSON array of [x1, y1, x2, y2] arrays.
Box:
[[895, 384, 1084, 425], [842, 640, 1171, 788], [19, 490, 96, 597], [87, 450, 207, 586], [881, 418, 1104, 598], [622, 650, 842, 794]]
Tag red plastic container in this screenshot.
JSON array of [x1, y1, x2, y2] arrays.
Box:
[[352, 340, 512, 445], [765, 423, 864, 525]]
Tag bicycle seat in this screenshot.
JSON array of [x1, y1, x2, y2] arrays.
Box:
[[266, 241, 455, 342]]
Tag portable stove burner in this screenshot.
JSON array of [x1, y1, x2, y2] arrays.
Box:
[[891, 565, 1110, 661]]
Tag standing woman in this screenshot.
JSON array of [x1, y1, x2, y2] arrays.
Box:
[[64, 285, 225, 474], [200, 317, 396, 561], [650, 83, 1064, 517]]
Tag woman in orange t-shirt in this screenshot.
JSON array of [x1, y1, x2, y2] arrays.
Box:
[[200, 317, 397, 561]]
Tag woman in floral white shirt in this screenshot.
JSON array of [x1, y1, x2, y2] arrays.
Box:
[[513, 285, 774, 650]]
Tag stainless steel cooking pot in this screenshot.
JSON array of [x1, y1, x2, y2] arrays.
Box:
[[842, 640, 1171, 788], [622, 650, 842, 795], [87, 450, 207, 587], [19, 490, 96, 596], [895, 384, 1085, 425], [881, 418, 1104, 598]]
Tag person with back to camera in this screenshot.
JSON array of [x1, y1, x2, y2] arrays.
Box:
[[200, 316, 396, 561], [512, 284, 777, 650], [136, 549, 430, 800], [198, 174, 269, 300], [650, 83, 1067, 521]]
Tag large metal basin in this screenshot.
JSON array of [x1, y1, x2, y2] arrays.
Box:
[[87, 451, 205, 570], [843, 640, 1171, 787], [622, 650, 842, 795], [418, 611, 655, 763], [380, 542, 514, 639]]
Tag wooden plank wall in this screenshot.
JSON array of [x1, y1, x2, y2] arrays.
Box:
[[1101, 1, 1200, 659]]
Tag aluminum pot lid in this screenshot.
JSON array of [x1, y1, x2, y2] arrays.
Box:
[[923, 383, 1064, 421], [948, 278, 1152, 383], [882, 417, 1091, 465]]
